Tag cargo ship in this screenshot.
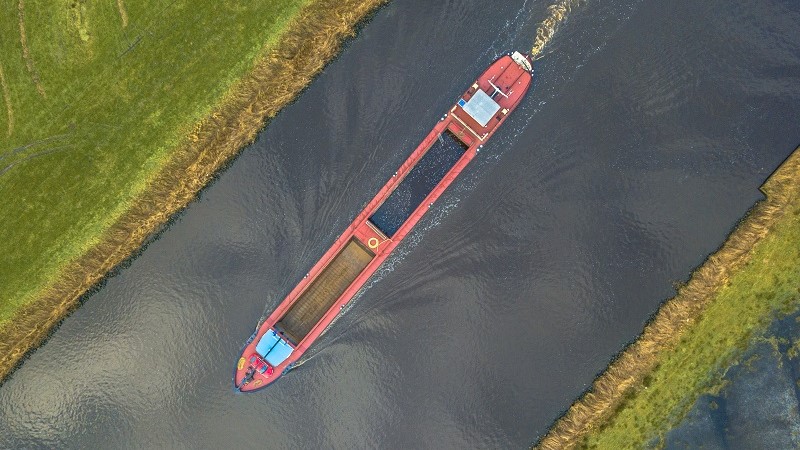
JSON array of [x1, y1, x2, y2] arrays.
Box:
[[234, 51, 534, 392]]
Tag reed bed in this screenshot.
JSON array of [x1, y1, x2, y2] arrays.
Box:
[[0, 0, 386, 383], [537, 147, 800, 449]]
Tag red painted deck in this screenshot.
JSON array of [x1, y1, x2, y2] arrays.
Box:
[[234, 52, 533, 392]]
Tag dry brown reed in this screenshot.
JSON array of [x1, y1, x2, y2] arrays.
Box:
[[536, 147, 800, 449], [0, 64, 13, 137], [116, 0, 129, 29], [0, 0, 387, 383], [17, 0, 46, 98]]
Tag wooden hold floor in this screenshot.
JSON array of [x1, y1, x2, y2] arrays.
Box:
[[278, 238, 374, 343]]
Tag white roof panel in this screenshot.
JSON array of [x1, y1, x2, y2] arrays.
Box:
[[462, 89, 500, 127]]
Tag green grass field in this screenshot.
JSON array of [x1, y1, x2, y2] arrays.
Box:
[[582, 187, 800, 448], [0, 0, 311, 324]]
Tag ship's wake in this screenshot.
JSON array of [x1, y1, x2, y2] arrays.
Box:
[[530, 0, 583, 60]]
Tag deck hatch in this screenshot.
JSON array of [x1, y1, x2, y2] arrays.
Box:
[[255, 330, 281, 357], [255, 329, 295, 366], [264, 338, 293, 366], [461, 89, 500, 127]]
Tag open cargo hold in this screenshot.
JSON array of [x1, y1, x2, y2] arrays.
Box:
[[369, 131, 469, 237], [277, 238, 374, 343]]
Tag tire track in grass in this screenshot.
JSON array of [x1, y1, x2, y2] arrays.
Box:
[[17, 0, 46, 98], [117, 0, 129, 28], [0, 64, 13, 137], [1, 146, 72, 177]]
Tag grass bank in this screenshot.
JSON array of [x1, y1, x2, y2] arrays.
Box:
[[0, 0, 386, 381], [537, 147, 800, 449]]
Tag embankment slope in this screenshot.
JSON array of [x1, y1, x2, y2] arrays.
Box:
[[0, 0, 385, 383], [538, 146, 800, 448]]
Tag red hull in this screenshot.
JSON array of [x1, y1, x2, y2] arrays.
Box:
[[235, 52, 533, 392]]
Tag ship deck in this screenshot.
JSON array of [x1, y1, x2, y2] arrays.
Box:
[[235, 52, 533, 392]]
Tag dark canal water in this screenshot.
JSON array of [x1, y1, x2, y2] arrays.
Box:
[[2, 0, 799, 447]]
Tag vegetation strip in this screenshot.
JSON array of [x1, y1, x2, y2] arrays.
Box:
[[0, 0, 386, 383], [537, 147, 800, 449]]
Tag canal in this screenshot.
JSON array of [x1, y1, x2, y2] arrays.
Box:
[[2, 0, 799, 447]]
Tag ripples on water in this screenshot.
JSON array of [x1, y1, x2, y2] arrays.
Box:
[[2, 0, 800, 447]]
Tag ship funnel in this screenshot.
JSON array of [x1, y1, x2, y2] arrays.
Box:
[[511, 51, 533, 73]]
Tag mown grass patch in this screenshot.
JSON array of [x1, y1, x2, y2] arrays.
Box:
[[0, 0, 310, 322]]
